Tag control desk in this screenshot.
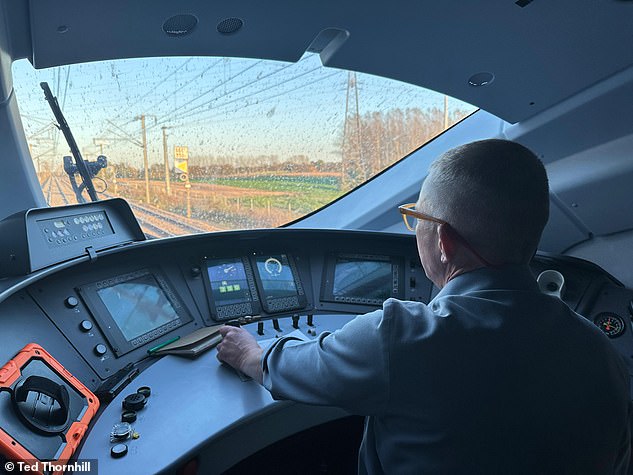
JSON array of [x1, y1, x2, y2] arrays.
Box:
[[0, 228, 631, 473]]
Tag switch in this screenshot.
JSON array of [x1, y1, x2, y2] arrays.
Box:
[[94, 344, 107, 356], [111, 444, 128, 458], [273, 319, 281, 331], [257, 321, 264, 335], [137, 386, 151, 398], [410, 277, 416, 289], [292, 315, 299, 329], [65, 296, 79, 308], [123, 393, 147, 411], [80, 320, 93, 332]]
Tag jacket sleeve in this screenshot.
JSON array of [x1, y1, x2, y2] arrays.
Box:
[[262, 309, 391, 415]]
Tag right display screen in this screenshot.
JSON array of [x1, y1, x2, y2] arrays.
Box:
[[332, 257, 393, 301]]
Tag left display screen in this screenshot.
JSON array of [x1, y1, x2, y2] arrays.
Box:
[[97, 273, 180, 342], [78, 269, 193, 356]]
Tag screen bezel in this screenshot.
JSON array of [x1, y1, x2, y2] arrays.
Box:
[[321, 253, 404, 306], [201, 256, 260, 321], [250, 253, 307, 314], [77, 268, 193, 357]]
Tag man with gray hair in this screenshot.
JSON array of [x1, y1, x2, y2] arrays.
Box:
[[218, 139, 631, 474]]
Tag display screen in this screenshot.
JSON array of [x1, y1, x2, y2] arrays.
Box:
[[332, 258, 392, 301], [97, 273, 180, 342], [255, 254, 298, 300], [206, 258, 252, 306]]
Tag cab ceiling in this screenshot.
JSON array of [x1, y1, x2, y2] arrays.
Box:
[[7, 0, 633, 123]]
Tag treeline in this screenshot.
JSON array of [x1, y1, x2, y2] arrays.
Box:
[[341, 106, 471, 188], [109, 106, 472, 185]]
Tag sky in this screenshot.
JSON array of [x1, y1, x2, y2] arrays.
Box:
[[12, 53, 475, 169]]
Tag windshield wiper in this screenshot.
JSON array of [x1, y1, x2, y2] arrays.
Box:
[[41, 81, 99, 202]]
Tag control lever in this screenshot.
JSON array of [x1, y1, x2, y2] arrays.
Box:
[[292, 316, 300, 329], [272, 319, 281, 331], [96, 363, 139, 403]]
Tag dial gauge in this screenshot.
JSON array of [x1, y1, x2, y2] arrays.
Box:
[[593, 313, 625, 338], [264, 257, 283, 276]]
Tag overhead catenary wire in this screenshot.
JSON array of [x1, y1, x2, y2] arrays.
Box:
[[153, 63, 327, 129], [147, 56, 313, 131], [173, 71, 345, 130]]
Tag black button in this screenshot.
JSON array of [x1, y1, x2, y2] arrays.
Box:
[[123, 392, 147, 411], [121, 411, 137, 423], [94, 344, 107, 356], [80, 320, 93, 332], [137, 386, 151, 398], [111, 444, 128, 458]]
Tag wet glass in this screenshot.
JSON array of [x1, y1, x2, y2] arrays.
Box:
[[13, 55, 476, 237]]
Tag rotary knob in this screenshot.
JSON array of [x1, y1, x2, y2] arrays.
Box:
[[123, 392, 147, 411]]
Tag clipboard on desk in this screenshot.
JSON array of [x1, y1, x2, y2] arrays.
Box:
[[149, 325, 223, 358]]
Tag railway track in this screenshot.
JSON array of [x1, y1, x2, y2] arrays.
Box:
[[43, 175, 219, 238], [41, 175, 70, 207], [125, 201, 218, 237]]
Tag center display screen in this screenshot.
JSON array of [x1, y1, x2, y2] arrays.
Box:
[[255, 254, 298, 300], [97, 273, 181, 342], [332, 257, 393, 301], [206, 258, 252, 306]]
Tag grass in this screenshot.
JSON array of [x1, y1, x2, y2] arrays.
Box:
[[200, 175, 344, 215]]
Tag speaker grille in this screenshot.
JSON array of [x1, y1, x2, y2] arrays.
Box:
[[217, 17, 243, 35], [163, 14, 198, 37]]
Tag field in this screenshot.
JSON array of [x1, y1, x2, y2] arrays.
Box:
[[40, 172, 345, 236]]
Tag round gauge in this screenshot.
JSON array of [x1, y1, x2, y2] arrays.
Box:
[[264, 257, 283, 276], [593, 313, 626, 338]]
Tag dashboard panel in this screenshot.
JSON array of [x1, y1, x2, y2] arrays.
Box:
[[0, 229, 632, 473], [16, 230, 429, 382]]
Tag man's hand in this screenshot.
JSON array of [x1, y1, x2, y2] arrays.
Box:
[[217, 326, 264, 384]]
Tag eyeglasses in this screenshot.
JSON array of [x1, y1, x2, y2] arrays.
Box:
[[398, 202, 494, 267], [398, 203, 446, 231]]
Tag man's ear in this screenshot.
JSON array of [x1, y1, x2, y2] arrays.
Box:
[[437, 223, 459, 262]]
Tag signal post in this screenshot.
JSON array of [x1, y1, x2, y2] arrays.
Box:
[[174, 146, 191, 218]]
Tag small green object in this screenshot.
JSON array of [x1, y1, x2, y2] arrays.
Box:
[[147, 336, 180, 354]]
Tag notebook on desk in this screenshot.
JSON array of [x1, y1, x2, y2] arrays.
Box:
[[150, 325, 223, 358]]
